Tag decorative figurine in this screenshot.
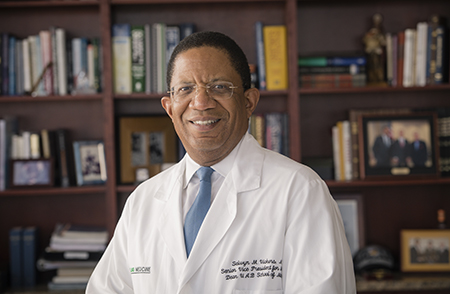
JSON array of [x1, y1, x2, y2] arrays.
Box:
[[363, 13, 387, 86]]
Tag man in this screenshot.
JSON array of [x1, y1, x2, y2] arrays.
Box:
[[372, 125, 393, 167], [391, 130, 410, 167], [410, 132, 428, 166], [87, 31, 355, 293]]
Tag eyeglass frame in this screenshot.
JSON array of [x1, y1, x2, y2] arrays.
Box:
[[167, 81, 239, 102]]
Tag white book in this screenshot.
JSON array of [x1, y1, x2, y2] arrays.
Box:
[[30, 133, 40, 159], [29, 35, 45, 96], [55, 28, 68, 95], [415, 22, 428, 87], [21, 131, 31, 160], [39, 30, 53, 95], [112, 24, 132, 94], [22, 39, 32, 93], [342, 120, 352, 181], [332, 125, 341, 181], [403, 28, 416, 87], [153, 23, 166, 93]]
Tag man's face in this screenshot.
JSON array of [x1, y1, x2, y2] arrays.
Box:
[[161, 46, 259, 166]]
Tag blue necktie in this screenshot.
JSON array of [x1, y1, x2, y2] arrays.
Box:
[[184, 166, 214, 257]]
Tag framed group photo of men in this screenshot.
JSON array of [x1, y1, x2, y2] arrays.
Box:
[[358, 112, 439, 179]]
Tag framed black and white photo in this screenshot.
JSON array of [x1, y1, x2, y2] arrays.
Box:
[[401, 230, 450, 272], [333, 194, 365, 257], [359, 112, 439, 179], [73, 140, 107, 186], [118, 116, 178, 184], [10, 159, 54, 187]]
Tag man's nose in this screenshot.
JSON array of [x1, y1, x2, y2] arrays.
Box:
[[190, 86, 215, 109]]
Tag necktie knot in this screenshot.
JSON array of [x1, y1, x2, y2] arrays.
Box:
[[197, 166, 214, 183]]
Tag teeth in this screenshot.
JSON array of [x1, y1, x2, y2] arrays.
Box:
[[192, 119, 219, 126]]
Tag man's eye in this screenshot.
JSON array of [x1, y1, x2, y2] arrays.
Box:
[[179, 86, 194, 92], [212, 83, 226, 90]]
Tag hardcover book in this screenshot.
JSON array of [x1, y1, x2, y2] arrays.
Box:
[[112, 23, 132, 94], [263, 25, 288, 90], [131, 25, 146, 93]]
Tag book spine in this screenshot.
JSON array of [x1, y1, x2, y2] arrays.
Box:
[[397, 31, 405, 87], [131, 25, 146, 93], [2, 33, 9, 95], [9, 227, 23, 288], [415, 22, 428, 87], [331, 125, 341, 181], [337, 121, 345, 181], [112, 23, 132, 94], [385, 33, 393, 86], [342, 120, 352, 181], [391, 34, 398, 87], [403, 28, 416, 87], [39, 30, 53, 95], [22, 39, 32, 93], [299, 65, 366, 75], [179, 23, 196, 40], [15, 39, 24, 95], [91, 38, 102, 93], [144, 24, 152, 94], [255, 21, 266, 90], [8, 36, 15, 96], [265, 113, 283, 153], [56, 28, 68, 95], [263, 25, 288, 90], [165, 25, 180, 74], [50, 27, 59, 96], [22, 227, 37, 287], [298, 56, 366, 67], [434, 25, 448, 84]]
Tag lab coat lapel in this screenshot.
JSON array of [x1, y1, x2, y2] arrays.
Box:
[[178, 134, 264, 290], [156, 160, 187, 275]]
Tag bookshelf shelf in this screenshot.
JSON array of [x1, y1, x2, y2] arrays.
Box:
[[0, 186, 106, 197], [0, 94, 103, 103], [327, 177, 450, 189], [299, 84, 450, 95]]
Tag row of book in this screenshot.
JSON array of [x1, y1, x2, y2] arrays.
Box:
[[332, 107, 450, 181], [386, 15, 449, 87], [112, 22, 195, 95], [248, 112, 289, 157], [255, 22, 288, 91], [9, 227, 38, 288], [0, 28, 102, 97], [298, 55, 367, 89]]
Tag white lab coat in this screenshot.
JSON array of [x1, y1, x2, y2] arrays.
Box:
[[87, 133, 356, 294]]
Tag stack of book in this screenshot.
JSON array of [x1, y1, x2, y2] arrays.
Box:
[[385, 14, 449, 87], [0, 28, 101, 97], [112, 22, 196, 94], [37, 223, 108, 290], [248, 112, 289, 157], [298, 55, 367, 89]]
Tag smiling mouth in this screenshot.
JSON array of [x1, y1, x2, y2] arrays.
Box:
[[191, 119, 220, 126]]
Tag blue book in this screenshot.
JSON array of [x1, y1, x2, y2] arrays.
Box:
[[8, 36, 15, 96], [2, 33, 9, 95], [9, 227, 23, 288], [298, 56, 367, 67], [255, 21, 266, 90], [22, 227, 37, 287]]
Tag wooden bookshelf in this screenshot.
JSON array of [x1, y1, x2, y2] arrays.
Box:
[[0, 0, 450, 293]]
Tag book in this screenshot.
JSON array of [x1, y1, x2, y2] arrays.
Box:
[[152, 23, 166, 93], [263, 25, 288, 90], [22, 227, 37, 287], [165, 25, 180, 69], [415, 22, 428, 87], [131, 25, 146, 93], [434, 24, 448, 84], [55, 129, 75, 187], [144, 24, 152, 94], [385, 33, 394, 86], [402, 28, 416, 87], [179, 23, 196, 40], [39, 30, 53, 95], [265, 113, 289, 156], [2, 33, 9, 95], [9, 227, 23, 288], [299, 73, 366, 89], [72, 37, 88, 91], [396, 30, 405, 87], [255, 21, 266, 90], [8, 35, 15, 96], [22, 38, 32, 93], [299, 64, 366, 75], [49, 223, 108, 252], [298, 55, 367, 67], [331, 125, 341, 181], [112, 23, 132, 94], [15, 39, 24, 96]]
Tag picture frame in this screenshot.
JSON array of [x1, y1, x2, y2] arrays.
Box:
[[401, 230, 450, 272], [358, 112, 439, 179], [118, 115, 178, 184], [333, 194, 365, 257], [73, 140, 107, 186], [10, 159, 54, 187]]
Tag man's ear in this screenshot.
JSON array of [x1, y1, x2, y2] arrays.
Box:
[[161, 96, 173, 120], [244, 88, 260, 118]]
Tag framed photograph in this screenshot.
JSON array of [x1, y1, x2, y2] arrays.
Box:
[[73, 140, 107, 186], [401, 230, 450, 272], [10, 159, 54, 187], [358, 112, 439, 179], [333, 194, 365, 257], [118, 115, 178, 184]]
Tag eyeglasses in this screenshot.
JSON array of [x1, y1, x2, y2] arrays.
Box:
[[168, 81, 238, 102]]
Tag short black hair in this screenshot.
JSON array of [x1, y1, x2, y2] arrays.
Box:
[[166, 31, 251, 91]]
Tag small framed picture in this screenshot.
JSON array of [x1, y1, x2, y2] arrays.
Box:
[[118, 116, 178, 184], [10, 159, 54, 187], [333, 194, 365, 257], [73, 141, 107, 186], [401, 230, 450, 272], [358, 112, 439, 179]]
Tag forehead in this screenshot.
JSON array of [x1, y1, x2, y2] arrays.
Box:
[[171, 46, 238, 84]]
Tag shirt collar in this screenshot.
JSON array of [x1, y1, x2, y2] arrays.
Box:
[[184, 135, 245, 188]]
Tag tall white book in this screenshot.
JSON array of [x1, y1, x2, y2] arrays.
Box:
[[403, 28, 416, 87], [112, 23, 132, 94], [55, 28, 67, 95], [415, 22, 428, 87], [22, 39, 32, 93]]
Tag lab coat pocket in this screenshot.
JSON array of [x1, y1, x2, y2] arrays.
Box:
[[232, 290, 283, 294]]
